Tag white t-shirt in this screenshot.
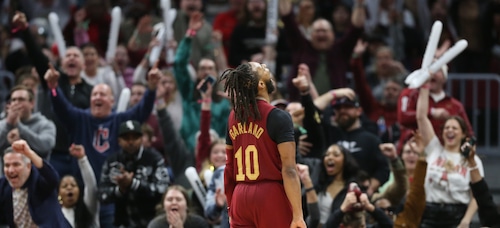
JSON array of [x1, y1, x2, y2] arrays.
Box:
[[318, 192, 333, 225], [424, 137, 484, 204]]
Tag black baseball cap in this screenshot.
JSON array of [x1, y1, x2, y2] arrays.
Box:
[[332, 96, 360, 109], [118, 120, 143, 137]]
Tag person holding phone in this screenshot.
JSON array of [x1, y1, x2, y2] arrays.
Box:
[[416, 80, 484, 228]]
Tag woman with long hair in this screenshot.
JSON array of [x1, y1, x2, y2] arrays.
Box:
[[297, 144, 364, 227], [58, 144, 99, 228], [416, 81, 483, 227]]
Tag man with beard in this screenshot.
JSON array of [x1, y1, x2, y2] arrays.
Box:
[[221, 62, 306, 228], [99, 120, 170, 227], [328, 96, 390, 197], [11, 12, 93, 178], [173, 0, 214, 65], [174, 12, 231, 153]]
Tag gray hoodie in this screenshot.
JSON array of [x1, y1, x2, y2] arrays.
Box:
[[0, 112, 56, 159]]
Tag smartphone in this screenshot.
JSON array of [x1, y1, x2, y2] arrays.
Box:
[[199, 75, 216, 93], [460, 137, 476, 158]]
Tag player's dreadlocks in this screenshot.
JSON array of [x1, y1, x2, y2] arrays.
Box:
[[219, 63, 260, 123]]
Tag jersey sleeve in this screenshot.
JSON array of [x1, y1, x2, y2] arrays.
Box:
[[267, 109, 295, 144]]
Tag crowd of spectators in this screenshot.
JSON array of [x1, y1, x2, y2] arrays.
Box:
[[1, 0, 500, 227]]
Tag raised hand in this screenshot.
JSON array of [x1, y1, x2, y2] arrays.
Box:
[[353, 39, 368, 56], [379, 143, 398, 160], [279, 0, 292, 16], [408, 130, 425, 156], [188, 12, 204, 31], [292, 75, 310, 94], [332, 88, 355, 100], [297, 64, 312, 82], [11, 140, 31, 156], [69, 144, 86, 159], [296, 164, 311, 183], [44, 63, 60, 89], [137, 15, 153, 34], [12, 11, 29, 30], [147, 61, 162, 90]]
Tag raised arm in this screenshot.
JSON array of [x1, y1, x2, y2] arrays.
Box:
[[279, 0, 308, 51], [118, 63, 159, 123], [12, 140, 59, 192], [296, 164, 320, 228], [416, 83, 435, 146], [45, 65, 85, 130], [378, 143, 408, 206], [69, 144, 99, 220], [293, 74, 326, 158], [173, 12, 204, 100], [196, 80, 213, 172], [394, 131, 427, 227], [12, 12, 50, 90], [351, 41, 378, 115], [156, 104, 193, 187]]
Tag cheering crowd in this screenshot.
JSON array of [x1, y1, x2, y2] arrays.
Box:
[[1, 0, 500, 227]]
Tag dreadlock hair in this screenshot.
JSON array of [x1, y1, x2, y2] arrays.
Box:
[[219, 63, 260, 123]]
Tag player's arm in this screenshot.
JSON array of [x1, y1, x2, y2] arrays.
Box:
[[278, 141, 305, 223], [269, 109, 305, 226]]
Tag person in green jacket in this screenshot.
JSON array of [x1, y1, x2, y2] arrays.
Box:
[[173, 12, 231, 153]]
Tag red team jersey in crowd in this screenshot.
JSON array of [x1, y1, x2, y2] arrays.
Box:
[[397, 88, 474, 146]]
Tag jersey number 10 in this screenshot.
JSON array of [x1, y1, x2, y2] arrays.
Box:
[[235, 145, 260, 181]]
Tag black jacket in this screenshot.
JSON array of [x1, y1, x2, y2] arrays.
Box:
[[99, 147, 170, 227]]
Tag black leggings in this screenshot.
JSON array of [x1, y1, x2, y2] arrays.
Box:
[[420, 202, 468, 228]]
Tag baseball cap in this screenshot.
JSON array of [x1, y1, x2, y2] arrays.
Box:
[[332, 96, 360, 108], [118, 120, 143, 137]]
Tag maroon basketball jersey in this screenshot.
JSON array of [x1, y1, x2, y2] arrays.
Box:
[[227, 100, 283, 182]]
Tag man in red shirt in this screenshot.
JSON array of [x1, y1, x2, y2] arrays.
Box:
[[397, 66, 473, 146], [221, 62, 306, 228]]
